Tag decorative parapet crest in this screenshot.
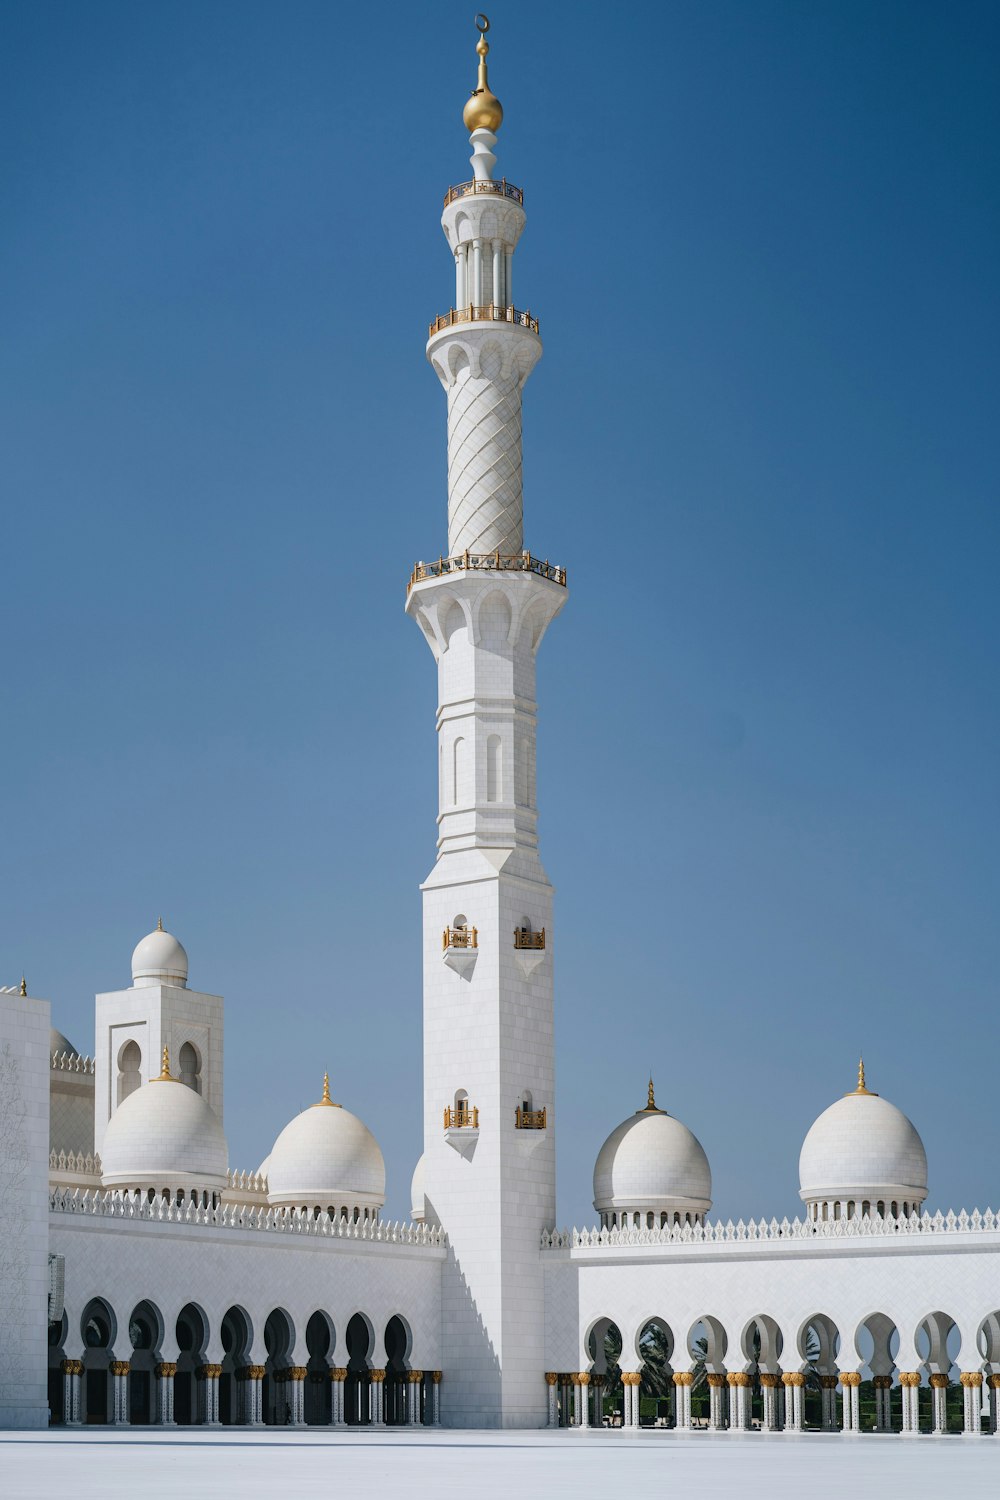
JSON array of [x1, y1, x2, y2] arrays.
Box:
[[50, 1051, 95, 1075], [49, 1149, 101, 1177], [541, 1207, 1000, 1252], [48, 1187, 446, 1248], [226, 1168, 269, 1195]]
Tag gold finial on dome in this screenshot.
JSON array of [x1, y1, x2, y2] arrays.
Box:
[[463, 14, 503, 134], [848, 1056, 877, 1097], [157, 916, 164, 932], [642, 1075, 664, 1113], [313, 1071, 341, 1108], [19, 975, 27, 997], [153, 1045, 175, 1082]]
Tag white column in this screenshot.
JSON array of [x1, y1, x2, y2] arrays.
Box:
[[491, 239, 503, 308], [290, 1369, 306, 1426], [431, 1373, 442, 1426], [782, 1374, 804, 1431], [872, 1377, 892, 1432], [456, 245, 468, 308], [505, 249, 513, 307], [930, 1376, 948, 1434], [677, 1376, 692, 1430], [410, 1372, 422, 1425], [110, 1362, 129, 1425], [762, 1376, 779, 1432], [960, 1373, 982, 1435], [899, 1374, 920, 1435], [156, 1363, 177, 1425], [841, 1373, 861, 1432], [572, 1376, 581, 1427], [578, 1374, 590, 1429], [988, 1374, 1000, 1433], [201, 1365, 221, 1425], [471, 239, 483, 306], [708, 1375, 727, 1430]]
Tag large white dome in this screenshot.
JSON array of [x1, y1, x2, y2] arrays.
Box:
[[101, 1051, 227, 1194], [266, 1075, 385, 1215], [799, 1064, 927, 1214], [131, 922, 188, 988], [593, 1084, 712, 1225]]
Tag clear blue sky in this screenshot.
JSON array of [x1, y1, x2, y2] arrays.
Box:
[[2, 1, 998, 1226]]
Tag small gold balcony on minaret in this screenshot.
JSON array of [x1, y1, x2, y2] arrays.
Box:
[[514, 926, 545, 951]]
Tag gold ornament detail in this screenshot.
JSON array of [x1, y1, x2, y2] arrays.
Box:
[[313, 1072, 341, 1108], [898, 1372, 921, 1387], [330, 1368, 348, 1381], [155, 1362, 178, 1378], [872, 1375, 893, 1389], [706, 1373, 727, 1388], [759, 1374, 781, 1388], [463, 15, 503, 134], [960, 1372, 984, 1388], [19, 976, 27, 997], [929, 1373, 950, 1389], [152, 1046, 175, 1083], [727, 1372, 752, 1387], [432, 1371, 443, 1383], [840, 1372, 862, 1387], [782, 1372, 806, 1387], [111, 1361, 131, 1377], [371, 1369, 386, 1383], [847, 1056, 878, 1097]]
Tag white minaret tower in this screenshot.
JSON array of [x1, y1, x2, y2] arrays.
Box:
[[405, 17, 567, 1429]]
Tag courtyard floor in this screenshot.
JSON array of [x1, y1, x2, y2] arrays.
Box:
[[1, 1426, 995, 1500]]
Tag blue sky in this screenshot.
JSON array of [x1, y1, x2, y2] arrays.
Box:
[[2, 1, 998, 1226]]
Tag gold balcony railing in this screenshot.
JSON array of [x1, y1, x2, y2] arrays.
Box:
[[514, 927, 546, 950], [409, 551, 566, 593], [443, 926, 478, 951], [444, 178, 523, 208], [515, 1106, 547, 1130], [429, 305, 539, 338], [444, 1104, 479, 1129]]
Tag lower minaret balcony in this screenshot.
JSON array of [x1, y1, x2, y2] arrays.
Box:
[[443, 1102, 480, 1159], [514, 1106, 546, 1130], [513, 925, 546, 978], [408, 551, 566, 592], [442, 925, 478, 980]]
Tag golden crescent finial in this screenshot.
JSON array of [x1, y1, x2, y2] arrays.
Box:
[[463, 14, 503, 133]]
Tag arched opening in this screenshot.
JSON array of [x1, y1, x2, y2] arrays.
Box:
[[855, 1312, 900, 1432], [798, 1314, 839, 1430], [175, 1303, 208, 1425], [304, 1312, 333, 1426], [219, 1306, 252, 1426], [128, 1300, 163, 1425], [740, 1314, 783, 1428], [117, 1040, 141, 1105], [688, 1316, 727, 1428], [178, 1042, 201, 1094], [486, 734, 502, 802], [345, 1313, 373, 1426], [917, 1310, 962, 1433], [585, 1318, 622, 1428], [80, 1299, 116, 1425], [452, 736, 466, 806], [384, 1315, 412, 1425], [636, 1317, 674, 1427], [48, 1312, 68, 1424], [263, 1308, 295, 1426]]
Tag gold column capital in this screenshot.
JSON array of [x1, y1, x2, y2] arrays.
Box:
[[898, 1371, 921, 1388], [929, 1373, 950, 1389], [839, 1372, 862, 1388], [960, 1372, 984, 1388], [759, 1373, 780, 1388], [247, 1364, 266, 1380], [61, 1359, 84, 1376], [782, 1372, 806, 1387], [330, 1367, 348, 1381], [432, 1370, 443, 1384], [154, 1362, 178, 1379], [408, 1370, 424, 1382], [706, 1372, 727, 1388], [371, 1369, 386, 1383], [872, 1375, 893, 1389], [198, 1364, 223, 1379], [727, 1372, 751, 1387], [987, 1373, 1000, 1389], [288, 1366, 307, 1381], [672, 1371, 694, 1387], [110, 1361, 131, 1377], [577, 1371, 591, 1386], [544, 1372, 558, 1385]]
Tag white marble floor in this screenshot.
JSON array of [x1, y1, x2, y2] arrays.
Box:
[[2, 1428, 995, 1500]]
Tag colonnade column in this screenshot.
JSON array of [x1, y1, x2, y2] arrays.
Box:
[[930, 1374, 949, 1434], [109, 1361, 130, 1425], [430, 1371, 442, 1426], [330, 1367, 346, 1426], [288, 1367, 306, 1426], [819, 1374, 837, 1430], [761, 1373, 781, 1432], [245, 1365, 265, 1425], [571, 1373, 581, 1426], [155, 1362, 177, 1425], [61, 1359, 83, 1425], [840, 1371, 861, 1432], [198, 1364, 221, 1425], [622, 1372, 641, 1429], [727, 1372, 750, 1430], [987, 1373, 1000, 1434], [707, 1373, 728, 1430], [408, 1370, 423, 1424], [673, 1371, 693, 1430], [578, 1372, 590, 1429], [782, 1372, 805, 1431], [545, 1372, 559, 1427], [591, 1374, 605, 1427], [960, 1372, 983, 1435], [899, 1372, 921, 1435], [455, 245, 468, 308], [371, 1368, 385, 1425], [872, 1375, 893, 1432], [471, 239, 483, 305]]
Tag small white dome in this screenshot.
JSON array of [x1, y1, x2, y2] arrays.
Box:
[[410, 1153, 426, 1223], [49, 1027, 79, 1059], [101, 1058, 227, 1193], [594, 1084, 712, 1222], [131, 923, 188, 988], [799, 1066, 927, 1210], [266, 1075, 385, 1214], [257, 1153, 271, 1181]]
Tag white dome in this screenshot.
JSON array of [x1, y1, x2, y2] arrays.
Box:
[[266, 1076, 385, 1213], [410, 1153, 426, 1223], [131, 923, 188, 988], [594, 1086, 712, 1221], [101, 1062, 227, 1193], [49, 1027, 79, 1059], [257, 1153, 271, 1181], [799, 1069, 927, 1209]]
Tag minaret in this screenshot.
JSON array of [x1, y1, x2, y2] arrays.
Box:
[[405, 17, 567, 1429]]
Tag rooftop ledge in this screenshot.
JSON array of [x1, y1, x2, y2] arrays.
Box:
[[429, 305, 539, 339], [408, 551, 566, 593], [444, 178, 523, 208]]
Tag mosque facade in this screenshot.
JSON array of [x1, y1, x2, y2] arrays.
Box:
[[2, 19, 999, 1438]]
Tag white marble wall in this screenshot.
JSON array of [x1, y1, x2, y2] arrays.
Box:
[[0, 990, 51, 1428]]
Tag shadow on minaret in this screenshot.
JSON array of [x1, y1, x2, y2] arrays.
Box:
[[425, 1193, 502, 1427]]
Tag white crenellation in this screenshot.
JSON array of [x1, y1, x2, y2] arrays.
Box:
[[541, 1205, 1000, 1250]]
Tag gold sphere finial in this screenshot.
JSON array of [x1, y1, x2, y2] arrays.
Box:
[[19, 975, 27, 997], [154, 1045, 174, 1082], [313, 1071, 341, 1108], [463, 14, 503, 134]]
